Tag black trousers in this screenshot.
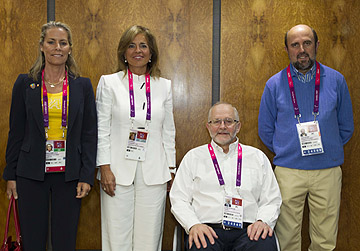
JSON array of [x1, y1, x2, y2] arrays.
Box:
[[17, 173, 81, 251], [185, 223, 277, 251]]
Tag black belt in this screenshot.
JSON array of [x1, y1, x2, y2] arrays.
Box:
[[206, 222, 251, 231]]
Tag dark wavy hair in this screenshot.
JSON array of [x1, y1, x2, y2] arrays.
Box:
[[116, 25, 161, 78]]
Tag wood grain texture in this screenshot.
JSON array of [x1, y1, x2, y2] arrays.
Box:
[[221, 0, 360, 250], [56, 0, 212, 249], [160, 1, 213, 249], [0, 0, 46, 241], [324, 2, 360, 250]]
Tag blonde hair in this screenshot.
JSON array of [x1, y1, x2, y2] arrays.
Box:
[[29, 21, 80, 81], [116, 25, 161, 78]]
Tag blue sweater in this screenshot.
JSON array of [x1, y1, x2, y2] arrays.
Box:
[[258, 63, 354, 170]]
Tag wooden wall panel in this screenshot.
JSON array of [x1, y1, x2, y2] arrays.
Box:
[[56, 0, 212, 249], [326, 2, 360, 249], [0, 0, 46, 241], [3, 0, 358, 250], [221, 0, 360, 250]]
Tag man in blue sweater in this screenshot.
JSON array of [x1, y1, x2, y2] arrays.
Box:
[[258, 24, 354, 251]]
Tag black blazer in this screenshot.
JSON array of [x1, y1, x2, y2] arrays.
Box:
[[3, 74, 97, 185]]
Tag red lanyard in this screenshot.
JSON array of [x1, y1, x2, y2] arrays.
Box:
[[42, 69, 68, 138], [128, 69, 151, 121], [208, 143, 242, 187], [287, 61, 320, 122]]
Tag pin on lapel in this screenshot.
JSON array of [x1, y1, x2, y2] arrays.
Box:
[[30, 83, 36, 89]]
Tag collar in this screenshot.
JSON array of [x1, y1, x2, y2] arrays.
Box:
[[290, 63, 316, 83], [211, 138, 239, 155], [125, 69, 147, 83]]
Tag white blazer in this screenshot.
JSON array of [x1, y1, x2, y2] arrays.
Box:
[[96, 71, 176, 185]]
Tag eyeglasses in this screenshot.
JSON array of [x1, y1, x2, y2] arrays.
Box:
[[208, 118, 239, 127]]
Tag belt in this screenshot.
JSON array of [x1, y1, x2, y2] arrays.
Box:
[[206, 222, 251, 231]]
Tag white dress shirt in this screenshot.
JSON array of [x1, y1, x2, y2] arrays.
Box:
[[170, 139, 281, 233]]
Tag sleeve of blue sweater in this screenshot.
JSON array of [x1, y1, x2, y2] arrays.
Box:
[[337, 76, 354, 145], [258, 77, 278, 153]]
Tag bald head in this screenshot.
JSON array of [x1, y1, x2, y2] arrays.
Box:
[[208, 102, 240, 122], [284, 24, 319, 74], [285, 24, 318, 48]]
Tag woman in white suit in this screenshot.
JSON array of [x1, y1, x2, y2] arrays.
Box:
[[96, 25, 176, 251]]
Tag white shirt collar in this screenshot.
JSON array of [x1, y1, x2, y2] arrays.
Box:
[[211, 138, 239, 155]]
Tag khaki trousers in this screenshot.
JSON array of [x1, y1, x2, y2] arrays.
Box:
[[274, 166, 342, 251]]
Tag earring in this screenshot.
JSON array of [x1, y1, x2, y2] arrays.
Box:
[[124, 58, 127, 63], [149, 58, 152, 63]]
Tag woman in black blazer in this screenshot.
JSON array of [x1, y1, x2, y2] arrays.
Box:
[[3, 21, 97, 250]]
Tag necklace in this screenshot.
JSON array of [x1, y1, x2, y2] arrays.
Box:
[[46, 76, 65, 88]]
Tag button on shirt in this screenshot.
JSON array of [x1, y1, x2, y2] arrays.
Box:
[[170, 140, 282, 233]]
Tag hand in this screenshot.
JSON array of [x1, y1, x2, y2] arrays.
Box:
[[76, 182, 91, 198], [188, 224, 218, 249], [100, 165, 116, 197], [247, 220, 273, 241], [6, 181, 18, 199]]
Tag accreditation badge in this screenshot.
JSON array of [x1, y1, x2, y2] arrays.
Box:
[[296, 121, 324, 156], [222, 195, 243, 229], [45, 140, 66, 172], [125, 128, 149, 161]]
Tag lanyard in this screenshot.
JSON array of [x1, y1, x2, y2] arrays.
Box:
[[208, 143, 242, 187], [42, 69, 68, 138], [128, 69, 151, 121], [287, 61, 320, 123]]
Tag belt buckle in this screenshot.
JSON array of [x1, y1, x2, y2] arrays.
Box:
[[222, 224, 232, 231]]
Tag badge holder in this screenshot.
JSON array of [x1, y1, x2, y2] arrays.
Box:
[[208, 143, 244, 230], [125, 124, 149, 161], [45, 140, 66, 172], [296, 121, 324, 156], [222, 195, 244, 229], [42, 70, 68, 173]]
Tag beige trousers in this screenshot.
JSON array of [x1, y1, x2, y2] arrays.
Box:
[[274, 166, 342, 251]]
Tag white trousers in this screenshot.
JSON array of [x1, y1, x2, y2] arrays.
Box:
[[101, 163, 167, 251]]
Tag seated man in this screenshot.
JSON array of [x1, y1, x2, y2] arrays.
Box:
[[170, 102, 282, 251]]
